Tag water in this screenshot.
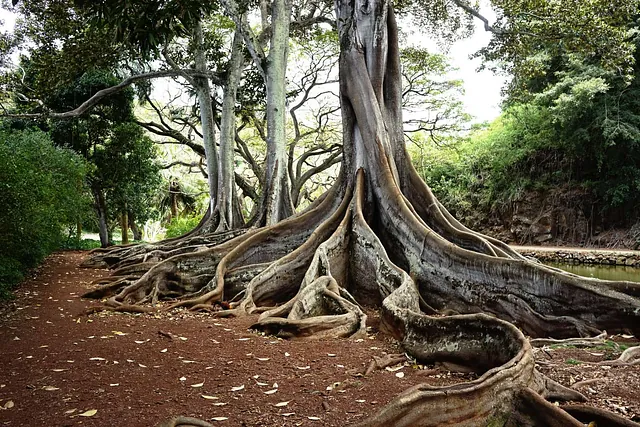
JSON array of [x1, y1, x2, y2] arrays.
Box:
[[547, 262, 640, 283]]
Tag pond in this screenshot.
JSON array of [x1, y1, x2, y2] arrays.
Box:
[[547, 262, 640, 283]]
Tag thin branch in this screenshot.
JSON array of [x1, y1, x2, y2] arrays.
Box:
[[3, 70, 219, 119]]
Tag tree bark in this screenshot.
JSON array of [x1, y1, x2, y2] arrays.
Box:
[[120, 210, 129, 245], [193, 20, 219, 232], [92, 187, 109, 248], [259, 0, 295, 226], [215, 29, 245, 232]]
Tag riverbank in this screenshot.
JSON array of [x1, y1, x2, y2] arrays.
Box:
[[513, 245, 640, 267]]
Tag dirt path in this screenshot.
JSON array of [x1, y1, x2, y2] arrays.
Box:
[[1, 251, 638, 426]]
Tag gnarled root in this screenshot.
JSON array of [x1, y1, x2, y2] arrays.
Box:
[[157, 416, 214, 427]]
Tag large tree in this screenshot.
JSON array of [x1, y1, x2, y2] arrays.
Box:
[[6, 0, 640, 425]]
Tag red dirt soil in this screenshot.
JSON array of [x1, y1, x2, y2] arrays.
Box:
[[1, 251, 638, 426]]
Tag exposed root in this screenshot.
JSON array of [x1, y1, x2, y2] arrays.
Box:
[[83, 304, 156, 315], [597, 345, 640, 366], [530, 331, 608, 348], [561, 404, 640, 427], [157, 416, 214, 427]]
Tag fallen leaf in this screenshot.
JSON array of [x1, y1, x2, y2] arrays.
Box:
[[213, 402, 227, 406], [256, 381, 268, 386], [327, 353, 336, 357], [621, 334, 634, 339], [237, 338, 250, 341], [308, 416, 321, 420], [395, 372, 405, 378], [160, 349, 168, 353], [52, 369, 67, 372], [79, 409, 97, 417], [274, 401, 290, 407], [179, 377, 187, 381], [356, 399, 366, 403], [89, 357, 106, 361], [64, 409, 76, 414], [273, 382, 278, 388], [182, 360, 196, 364], [296, 366, 311, 370], [112, 331, 127, 336], [109, 384, 119, 387], [284, 352, 290, 357], [201, 395, 218, 400], [385, 365, 404, 372], [3, 401, 14, 409], [231, 385, 245, 392], [138, 364, 147, 368], [211, 417, 228, 421], [191, 382, 205, 388], [134, 340, 146, 344], [281, 413, 295, 417], [264, 389, 278, 395], [178, 336, 188, 341], [257, 357, 270, 361], [43, 386, 60, 391]]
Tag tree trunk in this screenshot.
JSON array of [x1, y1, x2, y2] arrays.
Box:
[[92, 187, 109, 248], [129, 212, 143, 241], [258, 0, 294, 226], [86, 1, 640, 425], [194, 20, 219, 232], [215, 29, 245, 232], [120, 210, 129, 244]]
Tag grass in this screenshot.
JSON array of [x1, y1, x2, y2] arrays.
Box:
[[565, 358, 581, 365]]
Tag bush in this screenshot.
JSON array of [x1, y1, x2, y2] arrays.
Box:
[[164, 215, 202, 239], [0, 129, 89, 297]]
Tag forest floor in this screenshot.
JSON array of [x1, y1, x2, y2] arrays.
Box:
[[1, 251, 639, 427]]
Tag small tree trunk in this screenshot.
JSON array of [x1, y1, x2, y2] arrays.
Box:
[[76, 221, 82, 241], [216, 29, 245, 231], [121, 210, 129, 244], [260, 0, 294, 226], [194, 20, 219, 229], [129, 212, 143, 241], [92, 187, 109, 248]]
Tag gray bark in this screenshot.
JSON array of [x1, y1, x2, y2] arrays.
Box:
[[260, 0, 295, 225], [216, 30, 245, 231], [193, 20, 219, 225]]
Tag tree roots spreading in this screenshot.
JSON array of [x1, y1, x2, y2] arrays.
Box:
[[85, 1, 640, 424]]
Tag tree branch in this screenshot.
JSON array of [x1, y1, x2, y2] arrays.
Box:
[[3, 70, 220, 119]]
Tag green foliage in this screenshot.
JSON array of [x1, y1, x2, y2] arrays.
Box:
[[0, 129, 89, 296], [478, 0, 637, 93], [44, 70, 162, 239], [415, 105, 560, 222], [164, 215, 202, 239]]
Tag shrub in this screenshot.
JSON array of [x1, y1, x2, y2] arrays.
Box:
[[164, 215, 202, 239], [0, 129, 89, 297]]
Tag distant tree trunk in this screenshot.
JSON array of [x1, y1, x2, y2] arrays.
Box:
[[76, 221, 82, 241], [194, 20, 219, 232], [215, 29, 245, 232], [92, 187, 109, 248], [257, 0, 295, 226], [120, 210, 129, 244], [129, 212, 143, 241]]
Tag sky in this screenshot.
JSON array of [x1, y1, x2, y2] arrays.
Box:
[[0, 4, 506, 123]]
